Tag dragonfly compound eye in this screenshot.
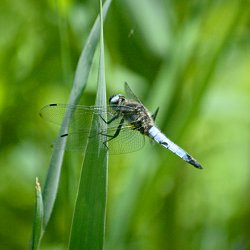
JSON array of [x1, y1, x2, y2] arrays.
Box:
[[109, 94, 124, 104]]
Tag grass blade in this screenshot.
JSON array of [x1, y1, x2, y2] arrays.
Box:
[[36, 0, 112, 244], [68, 0, 108, 249], [30, 178, 44, 250]]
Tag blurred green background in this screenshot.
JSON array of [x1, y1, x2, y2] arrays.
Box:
[[0, 0, 250, 249]]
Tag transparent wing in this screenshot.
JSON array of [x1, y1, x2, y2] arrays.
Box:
[[52, 126, 145, 154], [40, 103, 134, 132], [124, 82, 142, 103], [40, 103, 145, 153], [107, 126, 145, 154], [40, 104, 110, 132]]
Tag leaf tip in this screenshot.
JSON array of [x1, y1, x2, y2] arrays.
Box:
[[35, 177, 41, 192]]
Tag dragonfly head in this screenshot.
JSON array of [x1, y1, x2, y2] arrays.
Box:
[[109, 94, 125, 106]]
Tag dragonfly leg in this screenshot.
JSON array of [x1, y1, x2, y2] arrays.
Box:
[[100, 113, 120, 124], [88, 114, 121, 141], [102, 118, 125, 148], [151, 107, 159, 121]]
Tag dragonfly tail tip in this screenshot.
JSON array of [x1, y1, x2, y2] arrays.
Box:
[[189, 159, 203, 170], [185, 154, 203, 169]]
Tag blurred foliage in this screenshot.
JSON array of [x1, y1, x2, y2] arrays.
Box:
[[0, 0, 250, 249]]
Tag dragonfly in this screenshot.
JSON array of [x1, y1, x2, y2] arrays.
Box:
[[40, 82, 202, 169]]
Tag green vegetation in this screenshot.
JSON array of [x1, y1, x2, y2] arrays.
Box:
[[0, 0, 249, 249]]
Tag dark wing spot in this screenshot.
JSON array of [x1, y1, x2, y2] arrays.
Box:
[[60, 133, 68, 137], [49, 103, 57, 106]]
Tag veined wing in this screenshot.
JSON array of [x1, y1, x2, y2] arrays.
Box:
[[40, 103, 135, 131], [40, 103, 145, 153], [40, 104, 109, 131], [124, 82, 142, 103], [52, 125, 145, 154]]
